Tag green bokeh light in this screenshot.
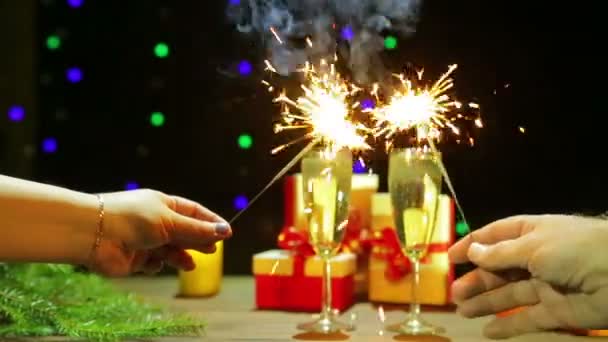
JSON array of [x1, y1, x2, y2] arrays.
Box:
[[456, 221, 470, 236], [150, 112, 165, 127], [238, 134, 253, 149], [154, 43, 169, 58], [47, 35, 61, 50], [384, 36, 398, 50]]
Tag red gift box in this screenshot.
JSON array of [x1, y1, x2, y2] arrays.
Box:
[[252, 227, 356, 312]]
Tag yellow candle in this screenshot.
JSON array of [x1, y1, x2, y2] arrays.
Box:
[[177, 241, 223, 297]]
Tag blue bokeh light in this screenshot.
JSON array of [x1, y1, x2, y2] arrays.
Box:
[[361, 98, 375, 110], [67, 0, 83, 8], [8, 105, 25, 122], [238, 60, 253, 76], [42, 138, 58, 154], [341, 26, 354, 41], [233, 195, 249, 210], [125, 181, 140, 191], [353, 159, 367, 173], [66, 67, 83, 83]]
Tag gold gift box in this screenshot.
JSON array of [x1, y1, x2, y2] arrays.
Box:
[[368, 194, 455, 305]]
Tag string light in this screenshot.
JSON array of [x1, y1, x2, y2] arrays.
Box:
[[456, 221, 470, 237], [353, 159, 366, 173]]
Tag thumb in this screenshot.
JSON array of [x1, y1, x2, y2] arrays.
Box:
[[468, 239, 531, 271]]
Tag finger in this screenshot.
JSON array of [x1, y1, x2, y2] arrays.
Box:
[[449, 215, 535, 264], [457, 279, 540, 318], [452, 268, 530, 304], [166, 248, 195, 271], [169, 195, 226, 223], [484, 304, 560, 339], [169, 214, 232, 248], [467, 239, 531, 271]]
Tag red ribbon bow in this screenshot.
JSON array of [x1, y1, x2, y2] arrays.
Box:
[[277, 226, 314, 276], [371, 227, 450, 282]]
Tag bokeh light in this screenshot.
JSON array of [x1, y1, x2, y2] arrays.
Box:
[[42, 138, 58, 154], [341, 26, 354, 41], [7, 105, 25, 122], [125, 181, 140, 191], [66, 67, 83, 83], [238, 60, 252, 76], [384, 36, 398, 50], [361, 98, 375, 110], [67, 0, 83, 8], [456, 221, 469, 236], [150, 112, 165, 127], [228, 0, 240, 5], [238, 133, 253, 149], [46, 35, 61, 50], [353, 159, 366, 173], [154, 42, 169, 58], [233, 195, 249, 210]]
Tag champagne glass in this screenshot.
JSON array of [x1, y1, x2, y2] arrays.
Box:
[[297, 145, 354, 334], [387, 147, 444, 335]]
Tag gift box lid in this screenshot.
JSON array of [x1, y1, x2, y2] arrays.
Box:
[[253, 250, 356, 277]]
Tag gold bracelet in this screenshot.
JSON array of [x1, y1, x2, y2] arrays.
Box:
[[88, 194, 105, 268]]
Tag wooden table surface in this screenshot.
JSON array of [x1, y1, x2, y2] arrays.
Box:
[[101, 276, 598, 342]]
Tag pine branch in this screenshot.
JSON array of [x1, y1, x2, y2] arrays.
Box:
[[0, 263, 205, 341]]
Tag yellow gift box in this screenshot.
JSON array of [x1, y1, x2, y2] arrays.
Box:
[[283, 173, 378, 296], [368, 194, 455, 305]]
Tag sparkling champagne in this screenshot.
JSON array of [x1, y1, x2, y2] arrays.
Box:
[[302, 148, 353, 258], [388, 148, 442, 260]]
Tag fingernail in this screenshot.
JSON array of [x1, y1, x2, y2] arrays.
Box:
[[468, 242, 487, 259], [214, 222, 231, 236]]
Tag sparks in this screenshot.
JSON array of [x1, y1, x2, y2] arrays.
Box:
[[268, 59, 370, 154], [368, 64, 481, 146]]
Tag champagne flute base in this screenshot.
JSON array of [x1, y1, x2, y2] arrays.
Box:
[[297, 315, 355, 334], [387, 315, 445, 336]]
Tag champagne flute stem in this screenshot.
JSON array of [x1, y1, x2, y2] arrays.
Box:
[[409, 259, 421, 319], [321, 257, 333, 319]]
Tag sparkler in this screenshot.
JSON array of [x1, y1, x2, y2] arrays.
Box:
[[368, 64, 482, 148], [230, 55, 370, 224], [271, 57, 371, 154], [368, 64, 482, 233]]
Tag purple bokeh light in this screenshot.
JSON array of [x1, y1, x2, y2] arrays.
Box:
[[66, 67, 83, 83], [361, 98, 375, 110], [233, 195, 249, 210], [238, 60, 253, 76], [341, 26, 354, 41], [125, 181, 140, 191], [353, 159, 367, 173], [8, 105, 25, 122], [67, 0, 83, 8], [42, 138, 58, 154]]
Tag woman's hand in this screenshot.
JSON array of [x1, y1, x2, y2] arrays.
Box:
[[90, 189, 231, 277], [449, 215, 608, 339]]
